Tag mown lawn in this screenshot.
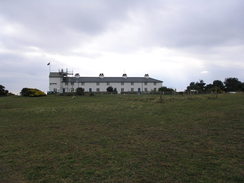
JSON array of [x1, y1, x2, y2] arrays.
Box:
[[0, 94, 243, 183]]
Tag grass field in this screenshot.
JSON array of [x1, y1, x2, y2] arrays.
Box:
[[0, 94, 243, 183]]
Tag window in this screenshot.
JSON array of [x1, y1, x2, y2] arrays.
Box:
[[121, 88, 124, 92], [96, 88, 100, 92], [81, 82, 84, 86], [131, 82, 134, 85], [121, 82, 124, 85], [107, 82, 110, 85], [154, 88, 157, 91], [144, 82, 147, 85], [71, 88, 74, 92], [71, 82, 74, 85], [89, 88, 92, 92], [50, 83, 57, 85], [145, 88, 148, 92], [54, 88, 57, 92], [131, 88, 134, 92], [65, 82, 68, 86], [154, 82, 157, 86], [96, 82, 100, 86]]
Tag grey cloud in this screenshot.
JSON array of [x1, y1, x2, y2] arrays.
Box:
[[2, 0, 243, 52], [146, 0, 244, 48], [0, 0, 140, 52], [0, 53, 49, 93], [0, 0, 243, 92]]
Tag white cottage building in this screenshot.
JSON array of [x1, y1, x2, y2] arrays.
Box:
[[49, 70, 163, 94]]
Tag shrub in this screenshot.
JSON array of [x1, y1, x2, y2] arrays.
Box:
[[158, 87, 175, 94], [121, 91, 138, 94], [21, 88, 46, 97], [89, 92, 95, 96], [107, 86, 114, 93], [59, 92, 74, 96], [106, 86, 118, 94], [47, 91, 57, 95], [76, 88, 85, 96], [7, 92, 15, 96]]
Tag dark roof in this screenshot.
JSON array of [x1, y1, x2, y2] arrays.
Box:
[[50, 72, 162, 83], [65, 77, 162, 83]]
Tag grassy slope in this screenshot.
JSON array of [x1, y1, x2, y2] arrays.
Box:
[[0, 94, 243, 183]]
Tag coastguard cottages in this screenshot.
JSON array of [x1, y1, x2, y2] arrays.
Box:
[[49, 69, 163, 94]]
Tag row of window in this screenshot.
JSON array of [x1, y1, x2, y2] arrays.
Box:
[[120, 88, 156, 92], [64, 82, 157, 86], [59, 88, 157, 92]]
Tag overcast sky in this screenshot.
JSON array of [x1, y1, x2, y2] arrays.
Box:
[[0, 0, 244, 93]]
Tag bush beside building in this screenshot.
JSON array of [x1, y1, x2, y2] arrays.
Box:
[[21, 88, 46, 97]]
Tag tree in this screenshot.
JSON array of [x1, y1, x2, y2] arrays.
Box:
[[0, 85, 8, 96], [196, 80, 206, 93], [186, 80, 206, 93], [224, 78, 242, 91], [241, 82, 244, 91], [76, 87, 84, 96], [213, 80, 225, 91], [205, 84, 214, 92], [107, 86, 114, 93], [186, 82, 196, 93], [205, 80, 225, 93]]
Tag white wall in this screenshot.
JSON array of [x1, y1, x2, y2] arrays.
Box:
[[49, 76, 162, 93], [49, 77, 62, 92], [66, 82, 162, 93]]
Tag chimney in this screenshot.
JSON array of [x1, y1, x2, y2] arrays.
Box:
[[75, 73, 80, 79], [144, 74, 149, 79], [122, 73, 127, 79], [99, 73, 104, 78]]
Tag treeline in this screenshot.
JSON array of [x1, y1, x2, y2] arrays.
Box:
[[151, 77, 244, 95], [0, 77, 243, 97], [185, 77, 244, 94]]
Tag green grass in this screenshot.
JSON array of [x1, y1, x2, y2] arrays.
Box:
[[0, 94, 243, 183]]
